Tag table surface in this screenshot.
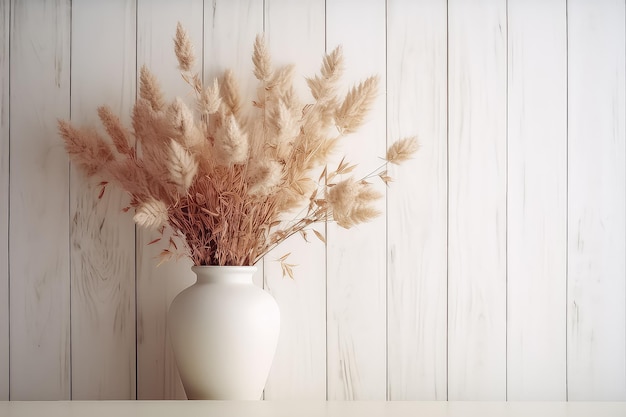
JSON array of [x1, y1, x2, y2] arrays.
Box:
[[1, 401, 625, 417]]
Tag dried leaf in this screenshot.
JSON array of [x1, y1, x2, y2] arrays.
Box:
[[97, 184, 107, 199], [200, 207, 219, 217], [318, 166, 327, 182], [157, 249, 174, 267], [338, 163, 356, 175], [313, 229, 326, 244], [378, 170, 393, 185], [277, 252, 291, 262], [280, 262, 296, 279]]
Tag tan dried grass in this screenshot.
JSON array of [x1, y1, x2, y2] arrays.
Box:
[[58, 25, 418, 268]]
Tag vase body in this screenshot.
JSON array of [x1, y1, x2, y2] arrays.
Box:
[[168, 265, 280, 400]]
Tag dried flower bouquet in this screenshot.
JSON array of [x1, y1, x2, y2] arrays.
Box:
[[59, 24, 417, 269]]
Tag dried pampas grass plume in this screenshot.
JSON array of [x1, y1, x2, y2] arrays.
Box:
[[247, 160, 283, 196], [168, 140, 198, 192], [97, 106, 133, 155], [327, 178, 382, 229], [215, 114, 249, 165], [386, 137, 419, 164], [306, 45, 344, 101], [253, 34, 272, 81], [200, 78, 222, 115], [134, 198, 169, 229], [58, 120, 115, 176], [174, 22, 195, 72], [221, 69, 242, 116], [139, 66, 165, 112], [335, 76, 378, 135], [168, 98, 195, 136]]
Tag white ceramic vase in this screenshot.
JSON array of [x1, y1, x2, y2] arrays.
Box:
[[168, 265, 280, 400]]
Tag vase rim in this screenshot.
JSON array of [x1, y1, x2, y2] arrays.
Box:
[[192, 265, 257, 269], [191, 265, 258, 274], [191, 265, 258, 284]]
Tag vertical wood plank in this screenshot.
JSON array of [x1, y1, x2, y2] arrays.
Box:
[[204, 0, 264, 107], [567, 0, 626, 401], [507, 0, 567, 401], [262, 0, 327, 400], [0, 0, 9, 401], [386, 0, 448, 401], [9, 0, 71, 400], [70, 0, 137, 400], [136, 0, 202, 400], [448, 0, 507, 400], [325, 0, 387, 401]]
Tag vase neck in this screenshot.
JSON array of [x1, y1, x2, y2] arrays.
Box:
[[191, 265, 257, 285]]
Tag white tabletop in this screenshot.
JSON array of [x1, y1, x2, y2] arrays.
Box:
[[1, 401, 625, 417]]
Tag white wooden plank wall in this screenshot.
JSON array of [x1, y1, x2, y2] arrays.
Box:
[[386, 0, 448, 401], [1, 0, 625, 401], [9, 0, 71, 400]]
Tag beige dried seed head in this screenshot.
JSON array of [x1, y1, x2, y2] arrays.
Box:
[[139, 65, 165, 112], [327, 178, 382, 229], [253, 34, 272, 81], [168, 140, 198, 192], [386, 137, 419, 164], [134, 198, 169, 229], [335, 76, 379, 135], [214, 114, 249, 165], [174, 22, 195, 72]]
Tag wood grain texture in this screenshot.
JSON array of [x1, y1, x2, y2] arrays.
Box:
[[204, 0, 263, 106], [70, 0, 137, 400], [135, 0, 203, 400], [0, 0, 10, 401], [262, 0, 327, 400], [325, 0, 387, 401], [9, 0, 71, 400], [567, 0, 626, 401], [506, 0, 567, 401], [447, 0, 507, 400], [0, 0, 9, 401], [386, 0, 448, 401]]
